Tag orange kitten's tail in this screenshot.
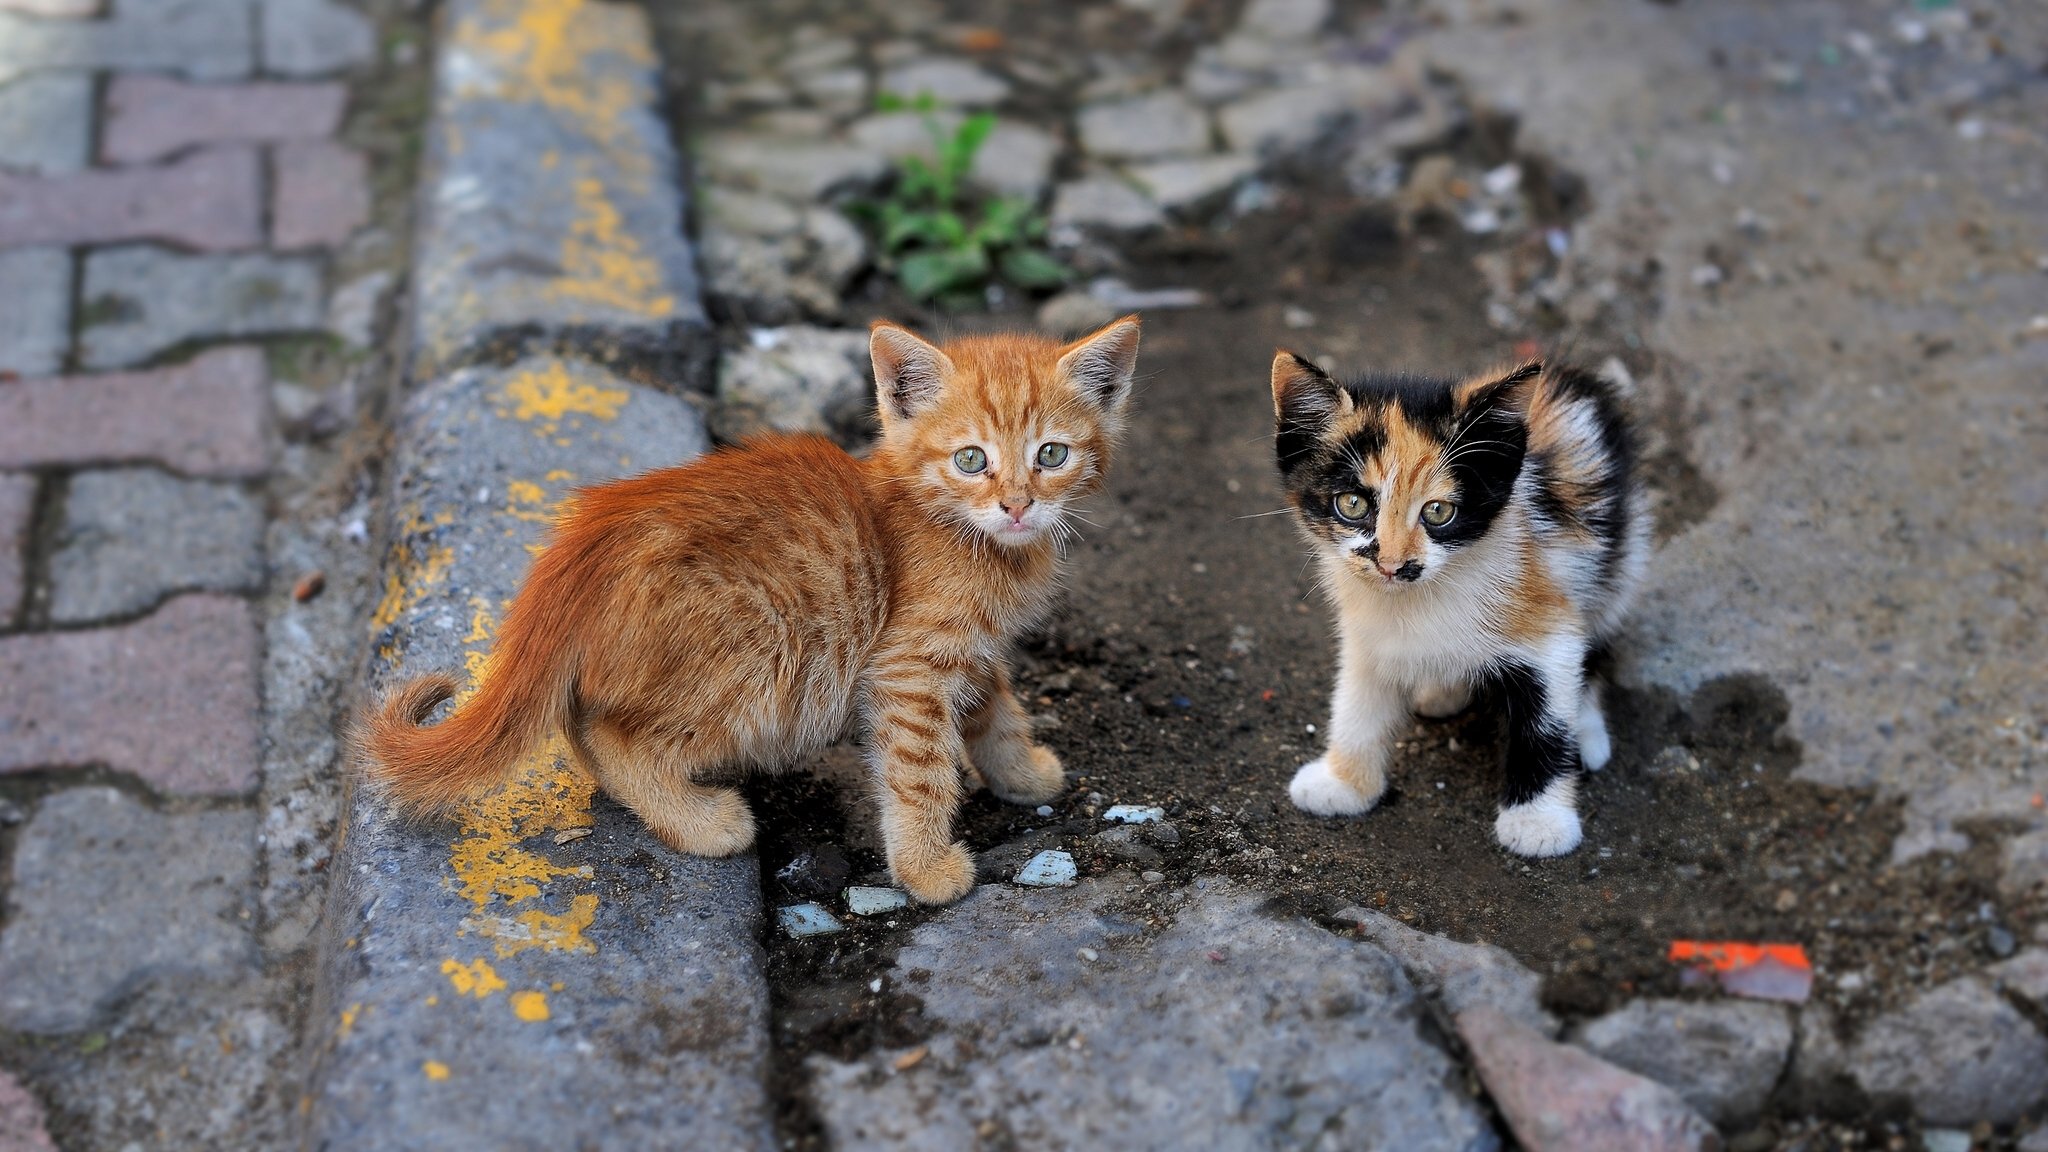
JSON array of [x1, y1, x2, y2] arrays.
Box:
[[358, 631, 571, 814]]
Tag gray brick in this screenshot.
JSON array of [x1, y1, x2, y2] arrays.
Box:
[[49, 467, 264, 622], [0, 472, 32, 627], [412, 0, 707, 380], [0, 246, 68, 377], [0, 72, 92, 173], [308, 359, 772, 1151], [259, 0, 374, 76], [79, 246, 322, 369], [0, 1, 253, 82], [0, 787, 257, 1034]]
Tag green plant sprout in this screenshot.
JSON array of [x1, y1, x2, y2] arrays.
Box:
[[859, 93, 1069, 303]]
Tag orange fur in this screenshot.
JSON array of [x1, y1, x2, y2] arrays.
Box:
[[359, 317, 1141, 904]]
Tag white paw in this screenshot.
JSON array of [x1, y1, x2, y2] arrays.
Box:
[[1495, 782, 1582, 857], [1412, 681, 1473, 719], [1289, 757, 1382, 817], [1576, 692, 1611, 771]]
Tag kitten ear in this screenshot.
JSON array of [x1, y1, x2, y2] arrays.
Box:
[[1456, 361, 1542, 422], [1271, 350, 1351, 424], [870, 322, 956, 423], [1056, 314, 1142, 410]]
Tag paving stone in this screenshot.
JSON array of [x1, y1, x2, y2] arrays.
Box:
[[1456, 1006, 1719, 1152], [1237, 0, 1332, 39], [1050, 175, 1165, 232], [698, 186, 868, 321], [1078, 90, 1212, 160], [0, 595, 260, 791], [1989, 947, 2048, 1004], [1849, 976, 2048, 1124], [308, 358, 771, 1151], [101, 75, 347, 164], [0, 72, 92, 173], [1572, 998, 1793, 1127], [0, 346, 271, 475], [0, 787, 257, 1034], [878, 57, 1010, 107], [1127, 152, 1258, 211], [260, 0, 376, 76], [0, 247, 68, 378], [79, 246, 323, 369], [414, 0, 709, 381], [845, 112, 1056, 199], [717, 326, 871, 437], [0, 145, 260, 251], [1331, 906, 1557, 1035], [0, 472, 29, 626], [1220, 84, 1354, 155], [699, 134, 890, 201], [272, 140, 368, 249], [0, 1070, 54, 1152], [48, 467, 265, 622], [0, 1, 253, 82], [808, 875, 1496, 1151]]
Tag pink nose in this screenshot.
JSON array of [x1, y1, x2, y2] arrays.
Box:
[[1001, 498, 1032, 522], [1376, 561, 1401, 578]]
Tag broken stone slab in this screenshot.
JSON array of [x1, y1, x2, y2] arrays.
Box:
[[1051, 176, 1166, 233], [413, 0, 710, 384], [1571, 998, 1792, 1128], [304, 359, 773, 1151], [1127, 152, 1259, 211], [716, 325, 870, 437], [1331, 906, 1557, 1035], [1455, 1006, 1720, 1152], [878, 58, 1010, 107], [1219, 68, 1406, 156], [78, 246, 324, 370], [1847, 976, 2048, 1124], [808, 876, 1497, 1150], [1078, 90, 1212, 160], [0, 787, 258, 1035]]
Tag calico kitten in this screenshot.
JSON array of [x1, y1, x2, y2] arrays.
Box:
[[1270, 352, 1647, 856], [361, 317, 1141, 905]]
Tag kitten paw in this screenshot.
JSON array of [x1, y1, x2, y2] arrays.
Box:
[[1495, 791, 1582, 858], [895, 841, 977, 905], [662, 791, 756, 858], [1412, 681, 1474, 719], [1576, 699, 1612, 772], [986, 745, 1065, 805], [1289, 757, 1383, 817]]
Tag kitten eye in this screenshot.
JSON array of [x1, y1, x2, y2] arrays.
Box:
[[1333, 492, 1371, 523], [1036, 442, 1071, 468], [953, 446, 988, 474], [1421, 500, 1457, 527]]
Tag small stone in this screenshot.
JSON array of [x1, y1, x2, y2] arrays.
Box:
[[1126, 153, 1258, 211], [1773, 887, 1798, 912], [0, 787, 257, 1034], [777, 903, 845, 938], [1050, 177, 1164, 233], [1219, 85, 1352, 156], [48, 468, 266, 622], [79, 247, 323, 369], [1284, 305, 1315, 329], [700, 135, 889, 201], [845, 886, 911, 917], [272, 141, 369, 249], [1038, 290, 1124, 335], [1103, 804, 1165, 824], [1457, 1006, 1719, 1152], [879, 58, 1010, 107], [1850, 977, 2048, 1124], [1140, 870, 1165, 884], [890, 1045, 928, 1071], [1015, 850, 1078, 887], [1572, 998, 1793, 1127], [1034, 805, 1054, 817], [101, 76, 346, 164], [0, 72, 92, 174], [327, 269, 393, 348], [0, 247, 68, 378], [1990, 925, 2019, 958], [1923, 1131, 1971, 1152], [1332, 906, 1556, 1034], [1078, 91, 1211, 160], [261, 0, 376, 75], [716, 326, 871, 436], [1077, 947, 1100, 962], [775, 845, 852, 897], [550, 827, 592, 845]]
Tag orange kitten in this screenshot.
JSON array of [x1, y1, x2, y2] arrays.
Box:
[[359, 317, 1141, 904]]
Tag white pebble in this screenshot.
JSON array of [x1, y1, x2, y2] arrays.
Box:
[[1077, 947, 1099, 962], [1103, 804, 1165, 825], [777, 902, 844, 937], [1016, 850, 1078, 888], [1035, 805, 1054, 817], [844, 886, 910, 917]]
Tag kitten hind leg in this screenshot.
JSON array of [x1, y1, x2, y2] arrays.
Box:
[[573, 718, 755, 857], [1493, 651, 1585, 858], [1575, 681, 1612, 771], [962, 662, 1063, 805], [1290, 665, 1404, 816], [1411, 680, 1474, 719], [865, 660, 975, 905]]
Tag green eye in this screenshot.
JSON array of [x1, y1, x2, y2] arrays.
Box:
[[1333, 492, 1371, 522], [1036, 442, 1070, 468], [1421, 500, 1456, 527], [953, 446, 988, 474]]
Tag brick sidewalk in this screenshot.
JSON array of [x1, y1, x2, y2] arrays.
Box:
[[0, 0, 379, 1145]]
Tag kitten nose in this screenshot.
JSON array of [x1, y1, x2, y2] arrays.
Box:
[[1000, 496, 1033, 521]]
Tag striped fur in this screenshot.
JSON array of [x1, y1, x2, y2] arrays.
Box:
[[1271, 352, 1647, 857], [360, 317, 1140, 905]]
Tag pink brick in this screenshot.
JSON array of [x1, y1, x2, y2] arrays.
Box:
[[103, 75, 347, 165], [0, 147, 261, 252], [0, 594, 259, 794], [0, 1070, 55, 1152], [0, 346, 270, 476], [0, 473, 31, 629], [272, 140, 369, 250]]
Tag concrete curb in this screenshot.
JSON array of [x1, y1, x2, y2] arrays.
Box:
[[305, 2, 775, 1146]]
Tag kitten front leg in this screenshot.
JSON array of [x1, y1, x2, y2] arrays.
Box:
[[961, 661, 1064, 805], [1493, 645, 1587, 857], [1290, 663, 1406, 816], [864, 657, 975, 905]]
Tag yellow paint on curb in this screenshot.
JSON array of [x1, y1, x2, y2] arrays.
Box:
[[510, 990, 551, 1022], [337, 1003, 361, 1039], [423, 1060, 451, 1081], [551, 174, 676, 318], [498, 360, 629, 438], [442, 957, 509, 999]]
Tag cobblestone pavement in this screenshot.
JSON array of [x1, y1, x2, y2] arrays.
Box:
[[0, 0, 412, 1147]]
